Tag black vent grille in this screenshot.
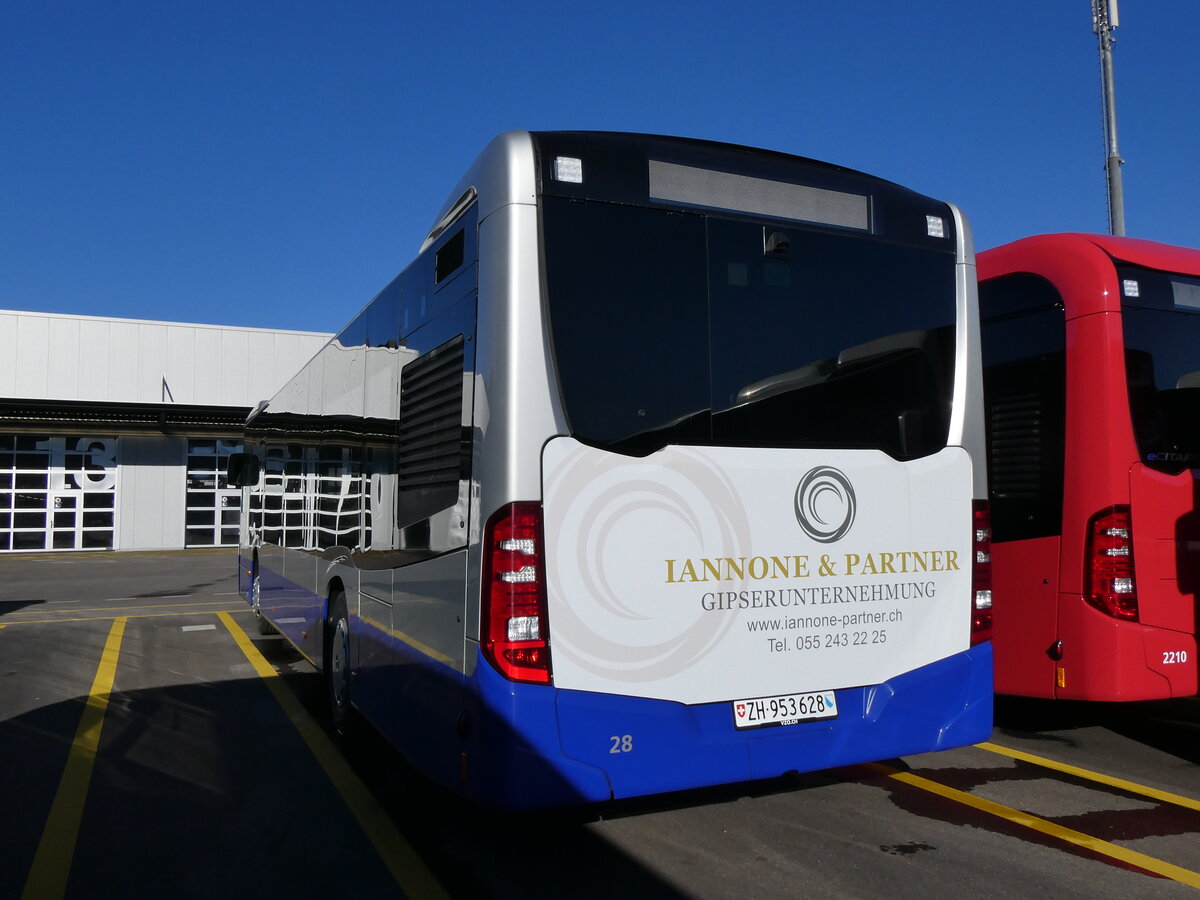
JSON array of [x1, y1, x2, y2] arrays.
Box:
[[989, 393, 1044, 500], [397, 336, 465, 524]]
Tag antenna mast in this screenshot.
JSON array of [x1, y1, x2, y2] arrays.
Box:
[[1092, 0, 1125, 235]]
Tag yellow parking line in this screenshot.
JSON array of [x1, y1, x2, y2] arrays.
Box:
[[868, 762, 1200, 889], [978, 741, 1200, 813], [5, 600, 233, 618], [4, 609, 244, 626], [217, 611, 450, 900], [22, 617, 128, 900]]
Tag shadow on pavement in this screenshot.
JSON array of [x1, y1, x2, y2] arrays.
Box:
[[993, 695, 1200, 766], [0, 660, 693, 900]]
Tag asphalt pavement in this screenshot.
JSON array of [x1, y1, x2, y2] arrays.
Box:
[[2, 551, 1198, 899]]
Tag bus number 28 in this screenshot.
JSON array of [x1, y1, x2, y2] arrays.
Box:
[[1162, 650, 1189, 665]]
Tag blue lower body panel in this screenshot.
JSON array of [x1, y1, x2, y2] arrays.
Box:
[[463, 643, 992, 808], [233, 554, 992, 811], [236, 553, 325, 664], [465, 654, 614, 809]]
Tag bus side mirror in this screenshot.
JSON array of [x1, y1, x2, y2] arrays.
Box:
[[227, 452, 261, 487]]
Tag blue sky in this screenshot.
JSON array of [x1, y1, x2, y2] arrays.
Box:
[[2, 1, 1198, 333]]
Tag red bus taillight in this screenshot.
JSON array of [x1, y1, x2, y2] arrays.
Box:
[[1085, 505, 1138, 621], [971, 500, 993, 644], [481, 502, 552, 684]]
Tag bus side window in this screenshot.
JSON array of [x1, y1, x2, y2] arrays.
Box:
[[435, 229, 465, 284]]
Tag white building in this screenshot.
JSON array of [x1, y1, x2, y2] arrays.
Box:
[[0, 310, 330, 552]]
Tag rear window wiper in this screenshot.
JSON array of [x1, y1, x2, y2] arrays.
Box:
[[735, 329, 938, 405]]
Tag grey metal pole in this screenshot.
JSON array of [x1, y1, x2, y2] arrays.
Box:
[[1093, 0, 1125, 235]]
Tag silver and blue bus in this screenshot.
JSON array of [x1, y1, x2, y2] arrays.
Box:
[[230, 131, 994, 809]]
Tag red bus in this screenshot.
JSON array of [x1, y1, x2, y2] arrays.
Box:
[[978, 233, 1200, 700]]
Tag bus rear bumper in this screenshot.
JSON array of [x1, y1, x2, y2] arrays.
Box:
[[1055, 599, 1198, 700], [467, 644, 993, 808]]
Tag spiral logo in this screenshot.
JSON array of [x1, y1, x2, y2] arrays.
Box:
[[542, 444, 752, 682], [794, 466, 856, 543]]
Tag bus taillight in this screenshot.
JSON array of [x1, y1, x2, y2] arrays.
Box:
[[971, 500, 993, 644], [1085, 505, 1138, 621], [482, 502, 552, 684]]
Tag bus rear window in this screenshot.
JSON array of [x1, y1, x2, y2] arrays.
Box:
[[541, 196, 956, 459]]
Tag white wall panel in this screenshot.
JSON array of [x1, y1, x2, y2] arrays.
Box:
[[191, 328, 224, 405], [14, 315, 50, 398], [46, 317, 81, 399], [77, 319, 111, 401], [0, 313, 20, 396], [137, 323, 169, 404], [165, 325, 197, 403], [108, 321, 140, 400], [0, 309, 329, 408], [219, 330, 251, 409], [246, 331, 277, 407]]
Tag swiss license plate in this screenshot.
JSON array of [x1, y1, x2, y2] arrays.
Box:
[[732, 690, 838, 729]]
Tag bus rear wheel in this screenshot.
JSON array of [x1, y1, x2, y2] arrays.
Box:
[[326, 591, 352, 734]]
